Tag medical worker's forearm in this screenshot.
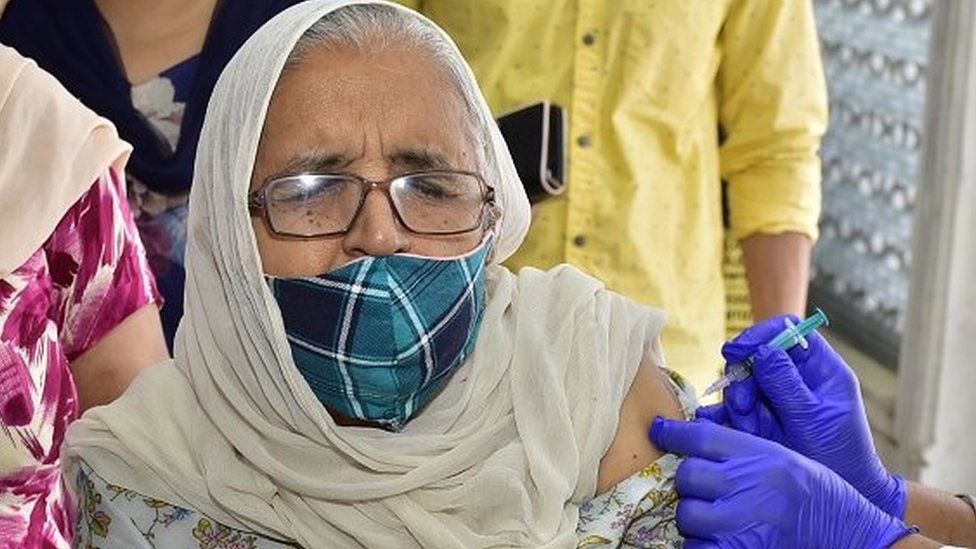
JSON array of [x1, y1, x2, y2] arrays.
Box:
[[740, 231, 811, 320], [902, 483, 976, 547]]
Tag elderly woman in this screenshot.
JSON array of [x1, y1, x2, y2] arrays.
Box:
[[0, 46, 166, 547], [65, 1, 694, 547]]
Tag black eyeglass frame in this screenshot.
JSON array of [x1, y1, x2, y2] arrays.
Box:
[[248, 170, 497, 239]]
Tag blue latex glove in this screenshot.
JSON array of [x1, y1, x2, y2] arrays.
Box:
[[696, 315, 907, 519], [651, 417, 915, 549]]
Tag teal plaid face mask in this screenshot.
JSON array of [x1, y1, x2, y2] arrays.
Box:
[[267, 240, 490, 431]]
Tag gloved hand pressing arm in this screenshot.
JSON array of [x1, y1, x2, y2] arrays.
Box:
[[696, 315, 907, 519], [650, 417, 916, 549]]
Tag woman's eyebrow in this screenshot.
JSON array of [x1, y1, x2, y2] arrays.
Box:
[[265, 149, 455, 182], [271, 151, 352, 178], [389, 149, 454, 171]]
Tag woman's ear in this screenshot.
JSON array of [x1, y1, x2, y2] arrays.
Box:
[[482, 204, 502, 263], [484, 202, 502, 231]]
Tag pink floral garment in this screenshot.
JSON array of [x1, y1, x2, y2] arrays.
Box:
[[0, 168, 160, 548]]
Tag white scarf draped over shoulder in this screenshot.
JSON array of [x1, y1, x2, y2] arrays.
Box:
[[63, 2, 667, 547], [0, 44, 130, 277]]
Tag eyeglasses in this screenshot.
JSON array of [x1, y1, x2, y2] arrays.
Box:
[[248, 170, 495, 238]]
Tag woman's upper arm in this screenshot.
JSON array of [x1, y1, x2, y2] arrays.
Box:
[[596, 354, 687, 494], [47, 169, 167, 410], [71, 304, 167, 411]]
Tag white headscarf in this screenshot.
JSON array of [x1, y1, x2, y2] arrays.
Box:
[[64, 2, 666, 547], [0, 45, 130, 277]]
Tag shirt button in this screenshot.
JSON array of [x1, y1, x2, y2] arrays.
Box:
[[582, 32, 596, 46], [576, 134, 592, 148], [573, 234, 587, 247]]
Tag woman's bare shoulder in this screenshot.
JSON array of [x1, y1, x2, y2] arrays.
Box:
[[595, 356, 688, 494]]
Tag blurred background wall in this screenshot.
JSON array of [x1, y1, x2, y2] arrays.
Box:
[[811, 0, 976, 492]]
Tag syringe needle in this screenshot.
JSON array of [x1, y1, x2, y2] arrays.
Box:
[[702, 376, 731, 398]]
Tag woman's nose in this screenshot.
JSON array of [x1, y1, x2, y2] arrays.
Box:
[[342, 190, 410, 257]]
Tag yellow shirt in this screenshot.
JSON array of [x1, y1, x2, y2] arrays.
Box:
[[397, 0, 827, 392]]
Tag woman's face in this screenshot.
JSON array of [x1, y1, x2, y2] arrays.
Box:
[[251, 44, 487, 277]]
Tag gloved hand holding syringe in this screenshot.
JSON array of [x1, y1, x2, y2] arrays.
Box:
[[702, 308, 830, 398]]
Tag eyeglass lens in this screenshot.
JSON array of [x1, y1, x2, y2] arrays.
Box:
[[264, 173, 486, 237]]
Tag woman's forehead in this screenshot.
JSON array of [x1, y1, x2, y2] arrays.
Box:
[[274, 42, 462, 111], [255, 44, 477, 177]]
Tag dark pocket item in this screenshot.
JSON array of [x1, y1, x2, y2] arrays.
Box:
[[496, 101, 566, 203]]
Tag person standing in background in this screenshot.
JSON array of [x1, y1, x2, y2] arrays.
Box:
[[0, 0, 306, 349], [394, 0, 828, 392]]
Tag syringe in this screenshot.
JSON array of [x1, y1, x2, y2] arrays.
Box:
[[701, 308, 830, 398]]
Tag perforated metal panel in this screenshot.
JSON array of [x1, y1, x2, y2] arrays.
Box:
[[811, 0, 933, 367]]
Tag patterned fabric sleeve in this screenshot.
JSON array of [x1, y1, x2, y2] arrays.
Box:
[[45, 167, 160, 361], [75, 463, 161, 549], [577, 455, 682, 548]]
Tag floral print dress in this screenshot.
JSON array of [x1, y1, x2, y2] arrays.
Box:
[[72, 371, 695, 548], [0, 169, 160, 548], [74, 463, 295, 549]]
